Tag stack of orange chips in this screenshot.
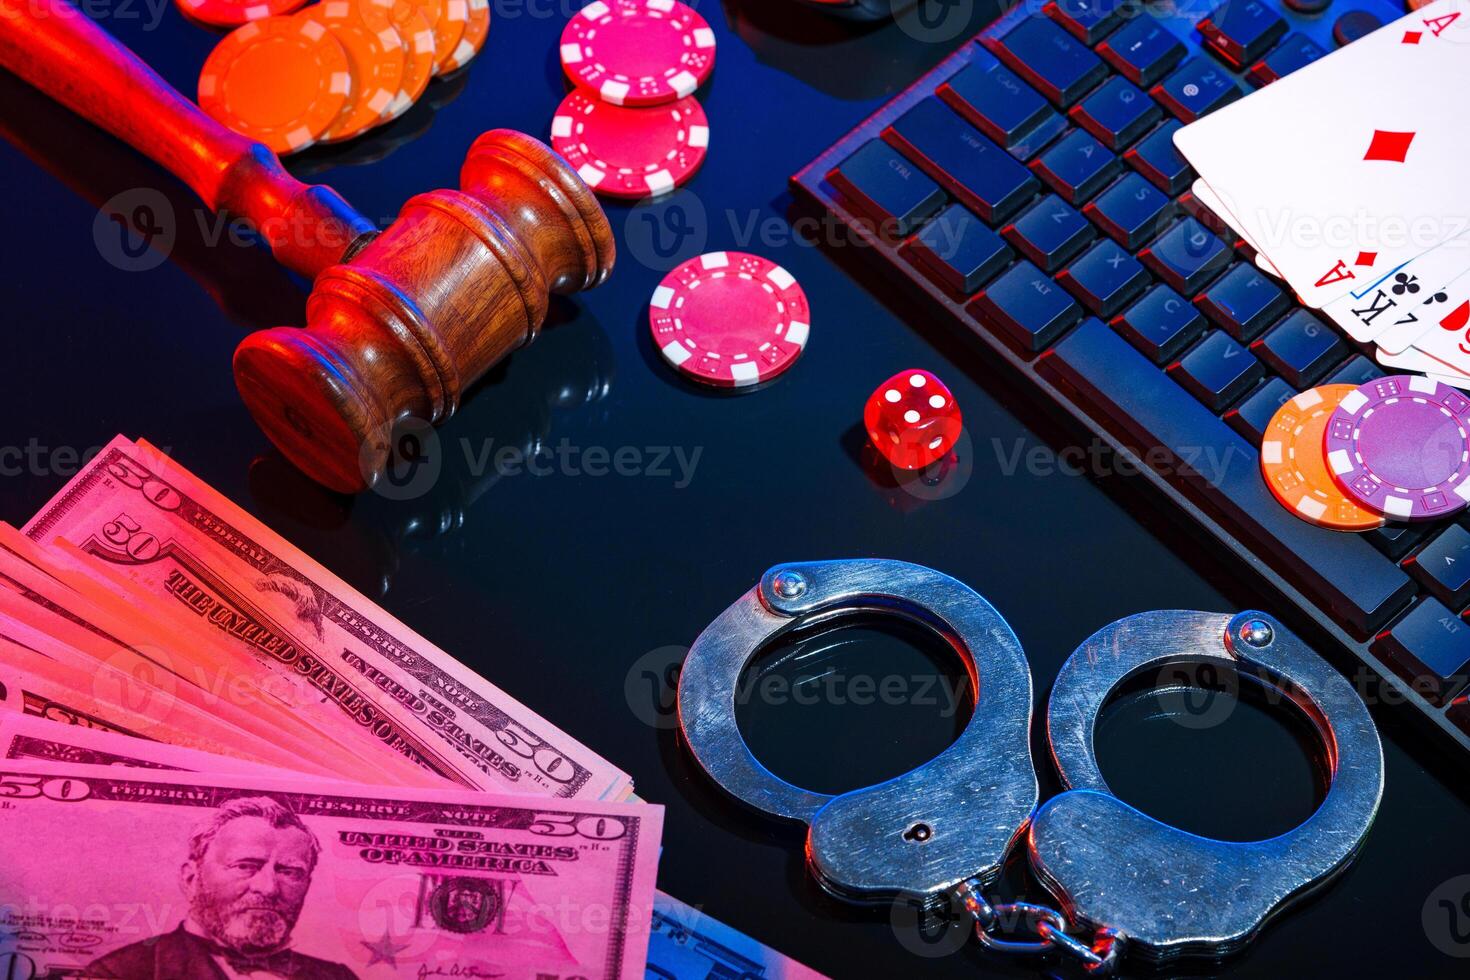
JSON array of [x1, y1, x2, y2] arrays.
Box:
[[193, 0, 490, 155]]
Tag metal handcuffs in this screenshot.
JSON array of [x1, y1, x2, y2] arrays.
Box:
[[676, 559, 1384, 970]]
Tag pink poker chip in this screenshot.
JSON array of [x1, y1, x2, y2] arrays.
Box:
[[550, 90, 709, 199], [1325, 374, 1470, 521], [560, 0, 717, 107], [649, 251, 811, 388]]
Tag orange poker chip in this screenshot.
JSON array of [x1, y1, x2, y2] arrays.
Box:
[[1261, 384, 1385, 531], [399, 0, 443, 36], [441, 0, 488, 73], [428, 0, 469, 76], [301, 1, 406, 142], [198, 16, 352, 155], [175, 0, 308, 30], [385, 0, 437, 119], [351, 0, 398, 32]]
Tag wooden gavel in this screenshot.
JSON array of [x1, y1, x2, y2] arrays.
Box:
[[0, 0, 616, 493]]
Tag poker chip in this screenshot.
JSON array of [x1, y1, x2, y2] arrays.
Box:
[[649, 251, 810, 388], [176, 0, 308, 30], [560, 0, 717, 107], [550, 90, 708, 199], [428, 0, 469, 75], [198, 16, 352, 155], [1325, 375, 1470, 521], [397, 0, 445, 56], [442, 0, 489, 73], [349, 0, 398, 33], [384, 0, 438, 120], [302, 3, 406, 142], [1261, 386, 1385, 531]]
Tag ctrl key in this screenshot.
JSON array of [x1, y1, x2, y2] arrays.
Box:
[[828, 139, 946, 239], [1373, 598, 1470, 705]]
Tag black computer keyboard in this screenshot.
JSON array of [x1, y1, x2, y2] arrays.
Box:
[[792, 0, 1470, 754]]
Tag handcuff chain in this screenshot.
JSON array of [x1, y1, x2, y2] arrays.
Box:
[[951, 879, 1123, 975]]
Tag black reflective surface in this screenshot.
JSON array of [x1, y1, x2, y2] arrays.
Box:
[[2, 0, 1469, 976]]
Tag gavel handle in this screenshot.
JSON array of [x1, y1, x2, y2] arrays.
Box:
[[0, 0, 376, 277]]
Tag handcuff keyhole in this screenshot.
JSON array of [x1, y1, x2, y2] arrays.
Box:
[[902, 822, 932, 843]]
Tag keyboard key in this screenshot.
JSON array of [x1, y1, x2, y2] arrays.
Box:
[[1366, 522, 1429, 562], [1125, 120, 1193, 195], [1333, 9, 1382, 47], [1248, 33, 1326, 86], [1152, 58, 1242, 122], [1069, 76, 1162, 151], [1113, 284, 1206, 363], [1404, 524, 1470, 608], [1097, 17, 1185, 87], [1252, 309, 1347, 387], [1003, 194, 1095, 272], [1045, 0, 1130, 44], [939, 62, 1064, 160], [1178, 191, 1249, 251], [1325, 354, 1384, 388], [1194, 262, 1291, 340], [969, 260, 1083, 351], [885, 99, 1039, 223], [828, 139, 946, 237], [1140, 217, 1232, 295], [906, 203, 1014, 294], [1171, 330, 1264, 410], [1084, 173, 1174, 249], [1225, 376, 1295, 443], [985, 17, 1109, 107], [1197, 0, 1287, 69], [1059, 238, 1150, 316], [1040, 318, 1415, 635], [1450, 698, 1470, 735], [1373, 598, 1470, 703], [1030, 128, 1122, 204]]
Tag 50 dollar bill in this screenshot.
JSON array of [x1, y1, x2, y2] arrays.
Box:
[[23, 437, 631, 801]]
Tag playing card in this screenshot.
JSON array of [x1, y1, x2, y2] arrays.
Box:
[[1318, 229, 1470, 346], [1190, 178, 1285, 279], [1392, 262, 1470, 375], [1174, 0, 1470, 307], [1376, 345, 1470, 386]]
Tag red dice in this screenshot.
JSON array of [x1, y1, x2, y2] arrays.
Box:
[[863, 369, 962, 470]]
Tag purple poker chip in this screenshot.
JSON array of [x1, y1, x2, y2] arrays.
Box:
[[1325, 375, 1470, 521]]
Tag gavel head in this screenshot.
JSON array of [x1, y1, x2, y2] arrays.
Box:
[[232, 130, 616, 494]]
